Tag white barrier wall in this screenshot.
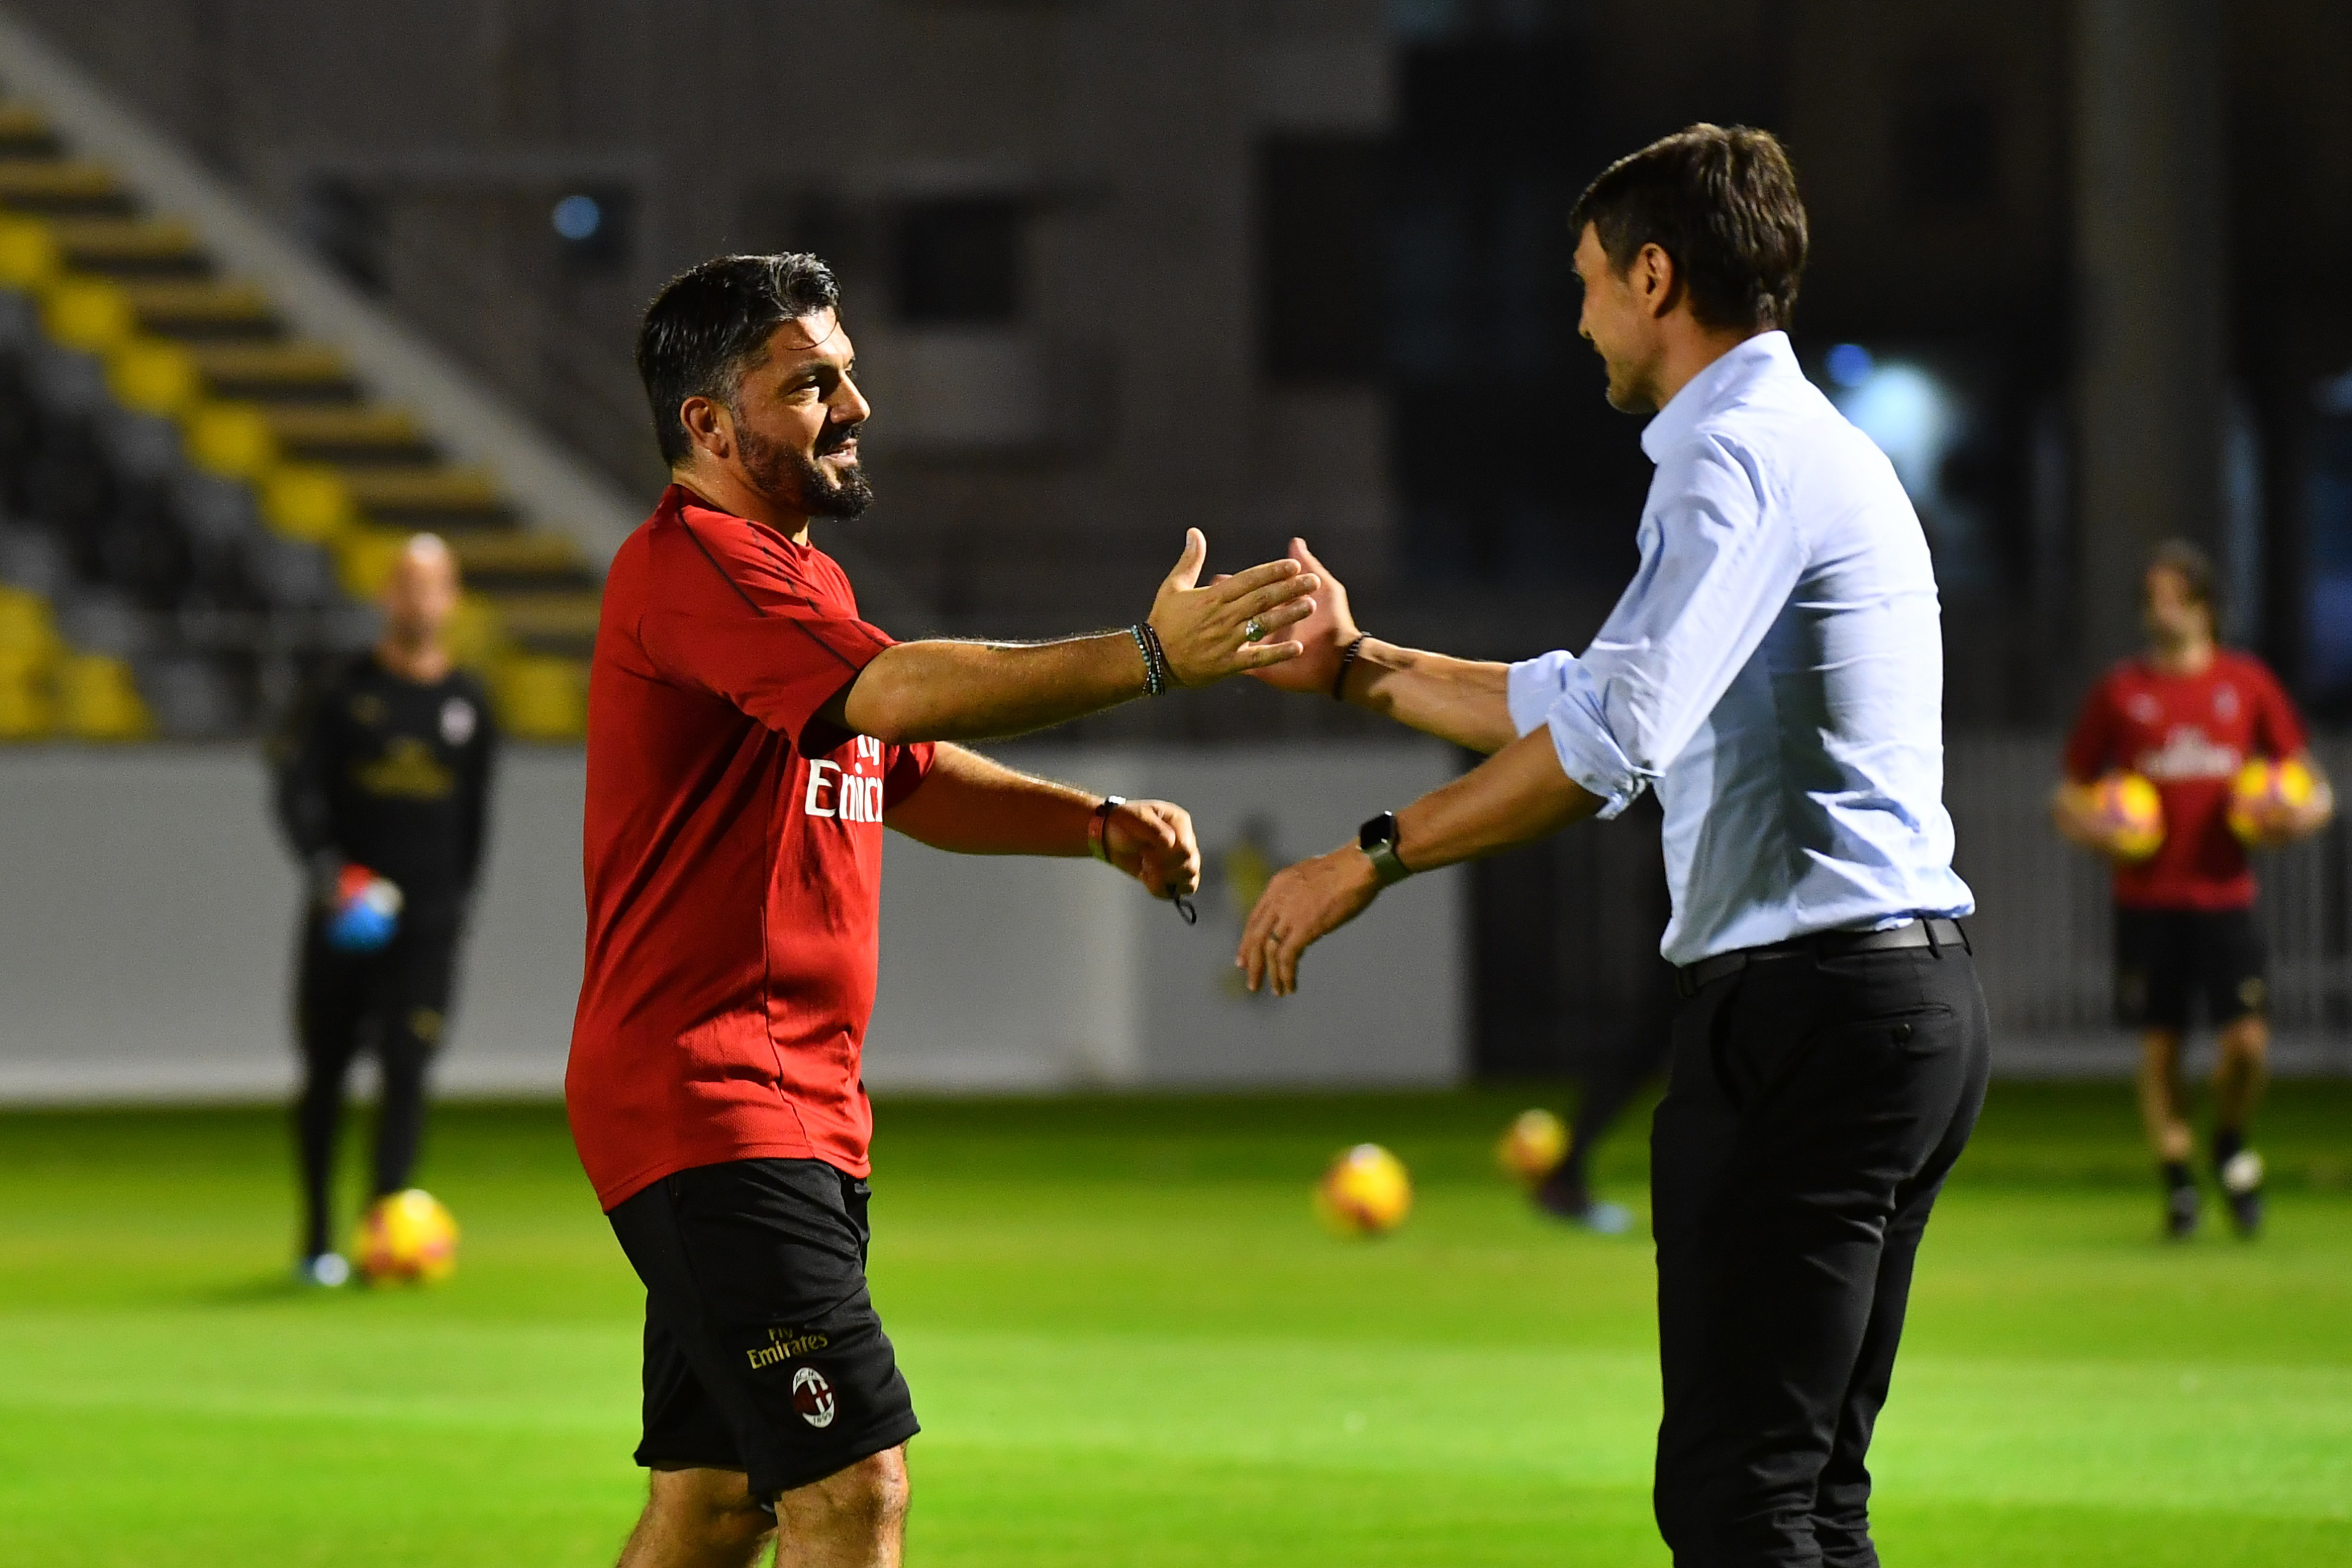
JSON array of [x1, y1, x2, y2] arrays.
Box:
[[0, 743, 1467, 1103], [863, 744, 1468, 1091]]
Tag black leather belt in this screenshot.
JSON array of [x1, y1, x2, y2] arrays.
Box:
[[1674, 917, 1969, 999]]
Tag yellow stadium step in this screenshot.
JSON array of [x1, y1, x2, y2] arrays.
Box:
[[328, 532, 595, 617], [0, 157, 132, 214], [261, 406, 436, 465], [118, 278, 279, 339], [181, 405, 438, 478], [0, 589, 61, 736], [338, 466, 514, 528], [491, 653, 589, 742], [176, 340, 353, 402], [484, 590, 602, 655], [0, 582, 61, 659], [0, 659, 55, 740], [40, 276, 280, 353], [55, 652, 152, 742], [185, 342, 361, 402], [46, 216, 206, 277], [0, 102, 59, 157], [443, 528, 587, 581]]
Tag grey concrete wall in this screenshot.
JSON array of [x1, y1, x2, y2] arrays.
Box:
[[0, 746, 587, 1099], [863, 743, 1469, 1091], [0, 741, 1468, 1102]]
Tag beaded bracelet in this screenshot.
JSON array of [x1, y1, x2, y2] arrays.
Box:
[[1131, 622, 1173, 696], [1331, 633, 1369, 701], [1127, 625, 1164, 698]]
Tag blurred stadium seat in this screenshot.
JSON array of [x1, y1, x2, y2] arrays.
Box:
[[0, 91, 597, 741]]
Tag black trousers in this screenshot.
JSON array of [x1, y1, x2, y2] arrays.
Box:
[[292, 915, 460, 1258], [1652, 939, 1989, 1567]]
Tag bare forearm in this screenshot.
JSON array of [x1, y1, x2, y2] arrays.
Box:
[[1392, 729, 1603, 870], [839, 635, 1146, 744], [1343, 640, 1518, 753], [884, 744, 1097, 855]]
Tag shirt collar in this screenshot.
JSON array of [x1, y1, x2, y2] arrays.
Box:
[[1639, 330, 1797, 463]]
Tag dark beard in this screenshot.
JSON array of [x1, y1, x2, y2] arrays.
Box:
[[739, 420, 874, 519]]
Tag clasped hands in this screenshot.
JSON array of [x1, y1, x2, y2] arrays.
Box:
[[1091, 530, 1322, 911], [1143, 527, 1322, 687], [1124, 534, 1412, 992]]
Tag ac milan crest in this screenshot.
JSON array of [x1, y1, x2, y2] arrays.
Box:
[[792, 1366, 838, 1429]]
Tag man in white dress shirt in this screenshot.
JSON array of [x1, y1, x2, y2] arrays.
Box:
[[1239, 125, 1988, 1567]]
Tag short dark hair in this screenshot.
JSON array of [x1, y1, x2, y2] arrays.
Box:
[[1569, 123, 1807, 334], [636, 253, 841, 466], [2146, 538, 2217, 609]]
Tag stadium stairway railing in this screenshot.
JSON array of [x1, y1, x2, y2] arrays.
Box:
[[0, 16, 652, 743]]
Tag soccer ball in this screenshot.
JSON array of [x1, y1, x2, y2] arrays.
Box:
[[2091, 771, 2164, 862], [353, 1188, 459, 1285], [2228, 757, 2315, 845], [1495, 1108, 1569, 1187], [1315, 1143, 1412, 1237]]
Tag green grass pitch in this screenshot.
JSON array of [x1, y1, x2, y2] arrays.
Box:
[[1, 1083, 2347, 1565]]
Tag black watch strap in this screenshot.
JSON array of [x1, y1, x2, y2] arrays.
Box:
[[1358, 810, 1413, 887], [1088, 795, 1125, 862]]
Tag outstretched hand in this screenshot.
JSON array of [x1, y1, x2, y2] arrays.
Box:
[[1103, 798, 1202, 902], [1147, 529, 1320, 687], [1241, 538, 1361, 696], [1236, 845, 1380, 996]]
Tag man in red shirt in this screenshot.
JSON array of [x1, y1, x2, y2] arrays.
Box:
[[2055, 541, 2334, 1239], [574, 254, 1320, 1568]]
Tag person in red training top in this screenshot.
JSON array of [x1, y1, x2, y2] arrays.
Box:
[[2053, 540, 2334, 1240], [576, 254, 1320, 1568]]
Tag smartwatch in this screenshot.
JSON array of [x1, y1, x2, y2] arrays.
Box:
[[1358, 811, 1414, 887]]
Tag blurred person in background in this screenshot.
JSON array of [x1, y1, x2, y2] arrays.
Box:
[[575, 254, 1315, 1568], [1535, 1013, 1666, 1233], [2053, 541, 2334, 1239], [272, 534, 496, 1286], [1238, 125, 1984, 1568]]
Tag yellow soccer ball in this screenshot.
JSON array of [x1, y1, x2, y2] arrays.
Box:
[[2228, 757, 2315, 845], [2091, 771, 2164, 862], [1315, 1143, 1413, 1237], [1495, 1108, 1569, 1187], [353, 1188, 459, 1285]]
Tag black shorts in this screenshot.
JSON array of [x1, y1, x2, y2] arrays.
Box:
[[2114, 907, 2267, 1032], [606, 1158, 920, 1502], [295, 914, 461, 1065]]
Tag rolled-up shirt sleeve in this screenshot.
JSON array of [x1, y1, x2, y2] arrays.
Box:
[[1505, 650, 1646, 818], [1507, 433, 1805, 819]]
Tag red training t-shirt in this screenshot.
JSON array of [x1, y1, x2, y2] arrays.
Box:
[[567, 485, 935, 1209], [2062, 650, 2306, 911]]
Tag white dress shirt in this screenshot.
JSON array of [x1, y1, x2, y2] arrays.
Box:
[[1506, 331, 1974, 966]]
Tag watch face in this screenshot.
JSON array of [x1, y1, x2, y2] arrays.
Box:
[[1359, 811, 1396, 851]]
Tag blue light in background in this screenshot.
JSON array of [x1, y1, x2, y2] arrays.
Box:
[[551, 193, 604, 243], [1825, 342, 1874, 388], [1840, 362, 1955, 488], [1818, 348, 1993, 592]]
